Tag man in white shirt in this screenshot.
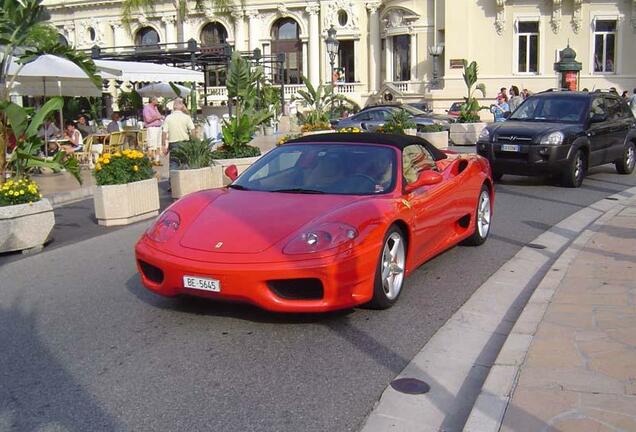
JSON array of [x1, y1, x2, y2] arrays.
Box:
[[162, 100, 195, 169]]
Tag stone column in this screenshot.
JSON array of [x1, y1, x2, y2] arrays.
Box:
[[366, 1, 382, 93], [246, 9, 260, 52], [410, 33, 417, 81], [64, 24, 76, 47], [162, 16, 177, 45], [302, 41, 309, 82], [306, 3, 321, 87], [385, 36, 392, 82], [232, 9, 246, 51]]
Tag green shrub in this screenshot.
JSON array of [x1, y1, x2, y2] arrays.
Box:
[[211, 145, 261, 159], [382, 109, 416, 134], [170, 138, 214, 169], [418, 124, 445, 133]]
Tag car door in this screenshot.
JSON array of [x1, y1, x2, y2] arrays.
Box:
[[586, 96, 614, 166], [402, 144, 457, 264], [351, 111, 373, 131], [602, 96, 627, 162]]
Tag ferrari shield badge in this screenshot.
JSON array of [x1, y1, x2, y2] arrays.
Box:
[[215, 241, 224, 249], [401, 199, 412, 209]]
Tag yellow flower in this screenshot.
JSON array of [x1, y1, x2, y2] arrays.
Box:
[[39, 194, 43, 199], [103, 158, 110, 165], [133, 165, 139, 172], [95, 163, 102, 171], [20, 190, 25, 195]]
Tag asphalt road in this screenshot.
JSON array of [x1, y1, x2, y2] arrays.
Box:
[[1, 164, 635, 432]]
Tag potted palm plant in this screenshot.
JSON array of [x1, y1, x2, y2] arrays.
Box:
[[449, 60, 488, 145], [382, 109, 417, 136], [169, 138, 217, 199], [93, 149, 159, 226], [209, 53, 271, 185], [0, 97, 81, 253], [294, 76, 357, 135]]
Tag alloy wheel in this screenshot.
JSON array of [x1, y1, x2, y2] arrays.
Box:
[[477, 190, 491, 238], [381, 232, 405, 300]]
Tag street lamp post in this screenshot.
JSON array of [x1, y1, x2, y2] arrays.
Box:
[[427, 44, 444, 89], [325, 25, 339, 87]]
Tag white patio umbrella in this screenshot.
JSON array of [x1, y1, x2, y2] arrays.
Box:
[[137, 82, 192, 98], [6, 54, 109, 155]]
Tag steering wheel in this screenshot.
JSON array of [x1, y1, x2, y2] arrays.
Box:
[[347, 173, 377, 193]]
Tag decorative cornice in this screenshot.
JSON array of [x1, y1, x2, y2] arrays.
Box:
[[571, 0, 582, 33], [245, 8, 260, 19], [366, 1, 381, 15], [161, 15, 176, 25], [495, 0, 505, 35], [305, 3, 320, 16], [277, 3, 288, 15], [230, 8, 244, 20], [551, 0, 562, 34]]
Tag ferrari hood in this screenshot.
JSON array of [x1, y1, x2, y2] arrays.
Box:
[[179, 189, 363, 254]]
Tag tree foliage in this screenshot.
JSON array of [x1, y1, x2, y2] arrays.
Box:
[[458, 60, 487, 123]]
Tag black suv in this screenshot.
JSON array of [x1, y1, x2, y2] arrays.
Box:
[[476, 90, 636, 187]]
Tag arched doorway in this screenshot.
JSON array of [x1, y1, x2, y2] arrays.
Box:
[[271, 18, 302, 84], [201, 22, 229, 86], [135, 27, 160, 47]]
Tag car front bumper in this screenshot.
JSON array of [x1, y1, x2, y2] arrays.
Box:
[[134, 239, 378, 313], [477, 141, 571, 175]]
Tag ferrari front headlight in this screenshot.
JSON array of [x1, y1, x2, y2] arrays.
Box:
[[283, 222, 358, 255], [145, 210, 180, 242]]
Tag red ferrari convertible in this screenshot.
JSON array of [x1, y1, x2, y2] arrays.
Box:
[[135, 133, 494, 312]]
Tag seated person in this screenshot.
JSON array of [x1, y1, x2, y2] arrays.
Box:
[[106, 112, 121, 133], [356, 157, 393, 192], [61, 121, 84, 154], [76, 114, 96, 137], [38, 118, 60, 140], [403, 145, 436, 184]]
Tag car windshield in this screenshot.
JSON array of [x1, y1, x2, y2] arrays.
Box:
[[509, 96, 586, 123], [401, 105, 427, 116], [232, 144, 397, 195]]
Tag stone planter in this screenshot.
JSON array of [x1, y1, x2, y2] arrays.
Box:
[[417, 131, 449, 149], [170, 166, 215, 199], [0, 199, 55, 253], [264, 125, 275, 136], [449, 122, 487, 145], [211, 156, 261, 187], [93, 178, 160, 226], [404, 128, 417, 136]]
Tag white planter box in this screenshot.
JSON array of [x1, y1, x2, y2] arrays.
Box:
[[0, 199, 55, 253], [93, 178, 160, 226], [404, 128, 417, 136], [302, 130, 334, 136], [417, 131, 449, 149], [212, 156, 261, 187], [170, 167, 215, 199], [450, 122, 487, 145]]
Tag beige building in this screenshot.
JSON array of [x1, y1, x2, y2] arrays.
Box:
[[44, 0, 636, 110]]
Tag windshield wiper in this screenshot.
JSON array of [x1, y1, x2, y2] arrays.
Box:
[[228, 184, 250, 190], [272, 188, 325, 194]]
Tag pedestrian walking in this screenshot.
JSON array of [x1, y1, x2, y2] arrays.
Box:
[[163, 100, 195, 170], [491, 95, 509, 122], [508, 85, 523, 112], [143, 97, 164, 163]]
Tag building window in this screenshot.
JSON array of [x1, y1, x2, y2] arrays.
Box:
[[517, 21, 539, 73], [593, 20, 616, 73], [201, 22, 227, 46], [135, 27, 160, 47], [337, 40, 355, 82], [392, 35, 410, 81], [271, 18, 302, 84]]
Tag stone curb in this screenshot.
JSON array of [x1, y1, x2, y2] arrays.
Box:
[[360, 186, 636, 432], [462, 195, 634, 432]]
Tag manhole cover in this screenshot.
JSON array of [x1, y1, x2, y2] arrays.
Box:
[[390, 378, 430, 395], [605, 197, 618, 201], [526, 243, 547, 249]]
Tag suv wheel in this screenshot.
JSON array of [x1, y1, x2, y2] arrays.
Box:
[[615, 142, 636, 175], [562, 149, 586, 188]]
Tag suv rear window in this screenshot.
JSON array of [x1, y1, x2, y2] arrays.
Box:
[[509, 96, 586, 123]]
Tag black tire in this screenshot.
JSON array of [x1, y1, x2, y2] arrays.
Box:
[[492, 170, 504, 182], [368, 225, 407, 309], [561, 149, 586, 188], [615, 142, 636, 175], [462, 184, 492, 246]]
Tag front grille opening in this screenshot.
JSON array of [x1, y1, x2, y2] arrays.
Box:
[[138, 260, 164, 284], [268, 279, 324, 300]]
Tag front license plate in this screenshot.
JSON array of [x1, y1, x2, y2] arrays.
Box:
[[183, 276, 221, 292], [501, 144, 520, 152]]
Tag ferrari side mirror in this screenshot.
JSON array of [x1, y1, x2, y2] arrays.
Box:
[[225, 164, 238, 181], [404, 170, 443, 193]]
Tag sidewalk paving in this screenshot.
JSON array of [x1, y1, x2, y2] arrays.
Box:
[[466, 196, 636, 432]]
